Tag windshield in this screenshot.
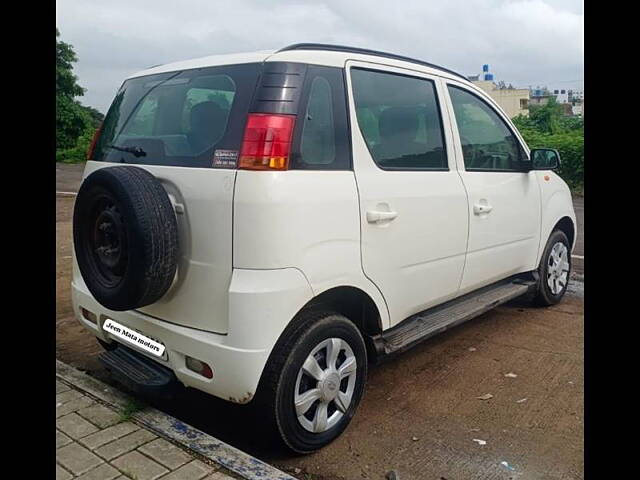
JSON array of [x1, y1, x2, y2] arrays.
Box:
[[93, 63, 261, 168]]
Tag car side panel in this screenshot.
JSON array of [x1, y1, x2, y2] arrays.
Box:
[[535, 170, 577, 265], [233, 169, 391, 330]]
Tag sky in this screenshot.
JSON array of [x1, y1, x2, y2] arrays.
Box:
[[56, 0, 584, 113]]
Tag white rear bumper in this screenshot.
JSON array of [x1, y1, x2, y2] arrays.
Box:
[[71, 267, 314, 404]]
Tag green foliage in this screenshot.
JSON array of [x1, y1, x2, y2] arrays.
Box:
[[56, 125, 98, 164], [513, 100, 584, 192], [56, 29, 103, 157]]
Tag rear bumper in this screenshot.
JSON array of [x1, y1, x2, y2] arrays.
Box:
[[72, 267, 314, 404]]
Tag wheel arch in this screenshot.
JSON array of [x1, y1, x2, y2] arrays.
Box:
[[259, 285, 384, 386], [536, 186, 577, 266], [554, 216, 575, 251], [300, 286, 383, 337]]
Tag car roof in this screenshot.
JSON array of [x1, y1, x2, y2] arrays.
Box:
[[127, 50, 275, 79], [127, 44, 473, 86]]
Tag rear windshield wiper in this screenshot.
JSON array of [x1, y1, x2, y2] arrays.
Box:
[[106, 144, 147, 158]]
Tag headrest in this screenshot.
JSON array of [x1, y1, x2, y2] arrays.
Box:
[[378, 106, 419, 143]]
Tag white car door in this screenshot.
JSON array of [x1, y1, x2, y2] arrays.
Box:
[[443, 80, 541, 294], [346, 62, 469, 326]]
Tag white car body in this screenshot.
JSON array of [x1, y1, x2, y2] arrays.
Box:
[[72, 45, 576, 405]]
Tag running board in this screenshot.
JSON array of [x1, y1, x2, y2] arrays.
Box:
[[372, 278, 537, 356]]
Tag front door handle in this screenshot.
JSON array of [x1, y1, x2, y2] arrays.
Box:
[[473, 203, 493, 215], [366, 210, 398, 223]]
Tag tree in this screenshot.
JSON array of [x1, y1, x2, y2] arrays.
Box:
[[512, 100, 584, 193], [56, 29, 103, 153]]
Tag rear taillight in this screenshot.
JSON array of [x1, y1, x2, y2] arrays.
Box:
[[239, 113, 296, 170], [86, 124, 102, 160]]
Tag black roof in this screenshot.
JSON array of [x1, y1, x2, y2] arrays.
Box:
[[277, 43, 468, 81]]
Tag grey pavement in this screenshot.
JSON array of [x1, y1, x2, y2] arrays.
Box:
[[56, 377, 236, 480], [56, 361, 295, 480]]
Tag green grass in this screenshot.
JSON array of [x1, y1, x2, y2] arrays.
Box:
[[118, 398, 145, 422]]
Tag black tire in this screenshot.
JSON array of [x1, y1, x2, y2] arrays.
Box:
[[73, 166, 179, 311], [255, 310, 368, 453], [533, 229, 571, 306]]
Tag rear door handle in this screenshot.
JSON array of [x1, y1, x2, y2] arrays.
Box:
[[473, 203, 493, 215], [366, 210, 398, 223]]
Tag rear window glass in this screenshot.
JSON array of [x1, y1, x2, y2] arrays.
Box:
[[93, 63, 260, 168]]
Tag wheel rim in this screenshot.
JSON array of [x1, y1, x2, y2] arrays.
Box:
[[294, 338, 357, 433], [85, 192, 128, 287], [547, 241, 570, 295]]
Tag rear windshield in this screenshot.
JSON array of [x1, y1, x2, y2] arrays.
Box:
[[93, 63, 261, 168]]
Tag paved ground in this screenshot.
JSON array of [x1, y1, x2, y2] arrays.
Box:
[[57, 163, 584, 479], [56, 378, 236, 480]]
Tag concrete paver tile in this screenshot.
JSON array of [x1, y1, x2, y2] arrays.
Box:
[[155, 460, 214, 480], [79, 421, 139, 450], [56, 442, 104, 475], [95, 429, 157, 461], [57, 413, 100, 439], [77, 403, 122, 428], [138, 438, 192, 470], [111, 450, 169, 480], [75, 462, 121, 480], [56, 429, 73, 448]]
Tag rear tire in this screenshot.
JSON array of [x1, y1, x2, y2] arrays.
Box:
[[255, 311, 367, 453], [534, 229, 571, 306]]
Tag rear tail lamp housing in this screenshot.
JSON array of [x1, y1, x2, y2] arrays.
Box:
[[185, 356, 214, 379], [86, 124, 103, 160], [239, 113, 296, 170]]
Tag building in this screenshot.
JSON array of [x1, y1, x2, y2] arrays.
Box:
[[469, 64, 530, 118], [548, 88, 584, 117]]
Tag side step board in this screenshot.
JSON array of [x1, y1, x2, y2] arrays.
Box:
[[372, 278, 537, 356]]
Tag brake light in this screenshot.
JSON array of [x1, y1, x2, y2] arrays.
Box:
[[239, 113, 296, 170], [86, 123, 102, 160]]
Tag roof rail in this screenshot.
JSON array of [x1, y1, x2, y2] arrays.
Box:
[[276, 43, 468, 81]]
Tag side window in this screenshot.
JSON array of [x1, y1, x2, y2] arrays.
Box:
[[447, 85, 523, 171], [350, 68, 447, 170], [300, 77, 336, 165], [291, 66, 351, 170]]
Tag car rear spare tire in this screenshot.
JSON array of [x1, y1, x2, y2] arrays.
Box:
[[73, 166, 178, 311]]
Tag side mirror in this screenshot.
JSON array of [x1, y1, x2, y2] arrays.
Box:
[[530, 148, 561, 170]]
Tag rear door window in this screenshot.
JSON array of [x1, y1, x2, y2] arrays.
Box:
[[350, 68, 448, 170], [93, 63, 260, 168]]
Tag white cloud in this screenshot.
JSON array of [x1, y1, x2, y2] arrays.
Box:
[[56, 0, 583, 112]]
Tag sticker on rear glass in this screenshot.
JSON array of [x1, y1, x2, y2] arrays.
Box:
[[212, 149, 239, 168]]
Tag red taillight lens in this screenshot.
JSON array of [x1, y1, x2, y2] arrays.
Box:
[[239, 113, 296, 170], [86, 124, 102, 160]]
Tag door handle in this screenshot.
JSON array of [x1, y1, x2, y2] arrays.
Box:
[[473, 203, 493, 215], [366, 210, 398, 223]]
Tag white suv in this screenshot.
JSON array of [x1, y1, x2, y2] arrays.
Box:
[[71, 44, 576, 452]]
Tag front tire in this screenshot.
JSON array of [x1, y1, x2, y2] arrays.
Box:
[[256, 311, 367, 453], [534, 229, 571, 306]]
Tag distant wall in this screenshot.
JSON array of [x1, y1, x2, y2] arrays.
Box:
[[473, 81, 530, 118]]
